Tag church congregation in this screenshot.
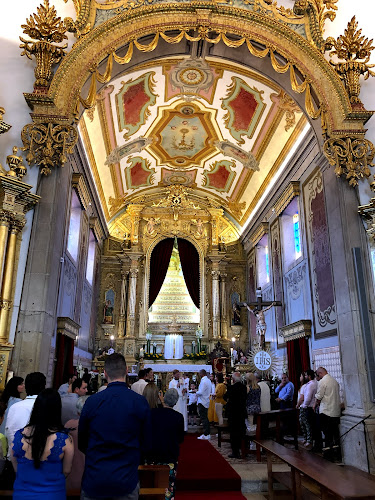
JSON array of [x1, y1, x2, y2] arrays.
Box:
[[1, 0, 375, 497], [0, 351, 344, 499]]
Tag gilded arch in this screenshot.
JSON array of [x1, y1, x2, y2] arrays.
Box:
[[21, 0, 374, 188]]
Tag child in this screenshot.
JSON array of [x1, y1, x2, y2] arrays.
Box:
[[188, 382, 198, 426]]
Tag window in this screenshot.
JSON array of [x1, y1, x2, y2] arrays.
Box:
[[256, 234, 270, 288], [293, 213, 302, 258], [66, 191, 82, 262], [86, 230, 96, 285], [280, 196, 302, 270]]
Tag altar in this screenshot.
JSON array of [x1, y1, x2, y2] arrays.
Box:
[[144, 363, 212, 373]]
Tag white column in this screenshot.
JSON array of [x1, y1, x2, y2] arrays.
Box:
[[212, 269, 220, 339], [127, 267, 138, 337], [220, 272, 227, 339]]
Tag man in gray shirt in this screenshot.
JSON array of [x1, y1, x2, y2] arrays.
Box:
[[61, 378, 88, 425]]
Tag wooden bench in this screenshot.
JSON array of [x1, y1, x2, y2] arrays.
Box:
[[256, 438, 375, 499], [254, 408, 298, 462], [0, 464, 170, 500], [139, 464, 170, 499]]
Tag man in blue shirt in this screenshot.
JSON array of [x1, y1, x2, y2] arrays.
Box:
[[275, 373, 294, 409], [78, 353, 151, 499]]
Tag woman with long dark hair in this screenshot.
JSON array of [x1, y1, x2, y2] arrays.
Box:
[[11, 388, 74, 499], [0, 376, 24, 436]]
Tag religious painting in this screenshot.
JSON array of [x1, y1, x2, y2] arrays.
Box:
[[159, 168, 197, 187], [304, 170, 337, 338], [147, 102, 218, 168], [115, 72, 157, 139], [231, 292, 241, 325], [103, 289, 115, 324], [270, 220, 285, 347], [202, 160, 236, 193], [124, 156, 155, 190], [221, 77, 266, 145]]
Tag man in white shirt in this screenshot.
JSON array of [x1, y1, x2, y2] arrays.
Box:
[[61, 378, 88, 425], [196, 369, 212, 440], [169, 370, 188, 431], [254, 373, 271, 412], [6, 372, 46, 458], [131, 369, 148, 395], [314, 366, 341, 461]]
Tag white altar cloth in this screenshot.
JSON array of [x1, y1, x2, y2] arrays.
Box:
[[144, 363, 212, 373]]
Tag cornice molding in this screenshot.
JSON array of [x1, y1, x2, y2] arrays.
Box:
[[273, 181, 300, 216]]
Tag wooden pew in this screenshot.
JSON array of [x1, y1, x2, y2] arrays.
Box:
[[139, 464, 170, 500], [254, 408, 298, 462], [256, 438, 375, 500], [0, 464, 170, 500]]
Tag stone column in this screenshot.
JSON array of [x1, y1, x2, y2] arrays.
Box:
[[220, 272, 228, 339], [319, 152, 375, 472], [212, 269, 220, 339]]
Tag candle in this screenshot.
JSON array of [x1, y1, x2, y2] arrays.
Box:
[[140, 347, 144, 358], [230, 348, 234, 367]]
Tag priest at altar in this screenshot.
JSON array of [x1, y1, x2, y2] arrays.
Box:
[[169, 369, 188, 431]]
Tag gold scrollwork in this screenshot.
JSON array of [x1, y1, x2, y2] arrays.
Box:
[[323, 136, 375, 187], [325, 17, 375, 106], [294, 0, 338, 51], [21, 122, 78, 175], [20, 0, 68, 87], [0, 108, 11, 135]]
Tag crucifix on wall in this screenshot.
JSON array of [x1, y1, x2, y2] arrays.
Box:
[[241, 287, 282, 348]]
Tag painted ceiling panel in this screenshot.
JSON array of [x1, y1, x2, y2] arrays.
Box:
[[79, 56, 307, 234]]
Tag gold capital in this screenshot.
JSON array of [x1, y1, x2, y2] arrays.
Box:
[[21, 122, 78, 175], [323, 136, 375, 187]]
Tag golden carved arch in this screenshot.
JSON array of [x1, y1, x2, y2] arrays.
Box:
[[21, 0, 374, 187]]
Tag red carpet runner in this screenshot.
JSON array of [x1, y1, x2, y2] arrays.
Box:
[[175, 434, 246, 499]]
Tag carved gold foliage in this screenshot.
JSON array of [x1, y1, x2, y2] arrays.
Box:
[[294, 0, 338, 48], [323, 136, 375, 187], [277, 91, 302, 132], [325, 17, 375, 105], [20, 0, 68, 87], [226, 200, 246, 219], [21, 122, 78, 175]]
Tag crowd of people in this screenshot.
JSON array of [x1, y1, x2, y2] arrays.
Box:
[[0, 359, 342, 499], [0, 355, 187, 499]]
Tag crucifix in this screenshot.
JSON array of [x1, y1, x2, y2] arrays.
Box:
[[241, 287, 282, 348]]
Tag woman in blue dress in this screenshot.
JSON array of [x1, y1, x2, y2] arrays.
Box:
[[11, 388, 74, 499]]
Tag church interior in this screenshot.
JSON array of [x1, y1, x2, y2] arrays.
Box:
[[1, 0, 375, 489]]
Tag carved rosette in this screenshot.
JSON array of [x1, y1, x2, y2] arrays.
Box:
[[323, 136, 375, 187], [21, 122, 78, 175]]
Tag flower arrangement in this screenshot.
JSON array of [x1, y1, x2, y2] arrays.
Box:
[[143, 352, 164, 360], [183, 351, 207, 360]]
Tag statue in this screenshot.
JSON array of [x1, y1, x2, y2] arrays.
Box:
[[103, 299, 114, 324], [232, 301, 241, 325], [243, 301, 275, 347], [144, 217, 160, 237]]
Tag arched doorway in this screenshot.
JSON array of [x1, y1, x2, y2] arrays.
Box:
[[146, 237, 201, 359]]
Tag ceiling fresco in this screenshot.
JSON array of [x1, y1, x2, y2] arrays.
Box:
[[79, 56, 308, 238]]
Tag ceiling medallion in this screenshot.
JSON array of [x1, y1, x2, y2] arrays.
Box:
[[170, 58, 215, 100], [146, 102, 219, 169]]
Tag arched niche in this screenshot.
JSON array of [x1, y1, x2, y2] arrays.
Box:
[[142, 234, 206, 337]]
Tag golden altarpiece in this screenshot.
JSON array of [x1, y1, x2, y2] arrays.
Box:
[[96, 188, 247, 364]]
